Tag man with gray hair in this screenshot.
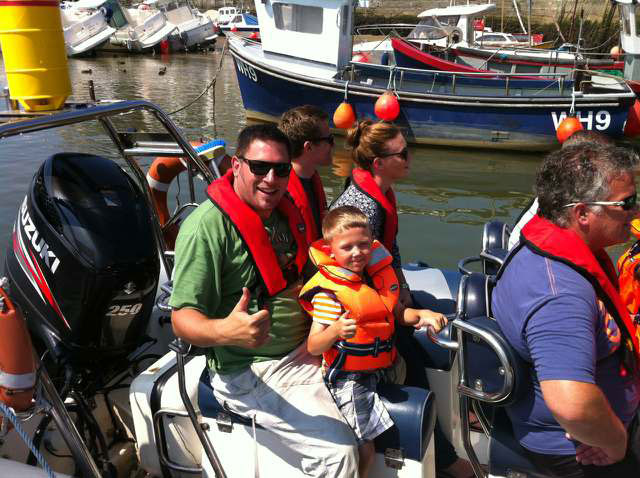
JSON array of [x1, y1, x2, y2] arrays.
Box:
[[492, 143, 640, 477]]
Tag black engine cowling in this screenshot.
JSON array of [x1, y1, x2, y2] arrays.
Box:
[[5, 153, 160, 370]]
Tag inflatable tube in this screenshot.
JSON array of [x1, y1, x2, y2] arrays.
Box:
[[0, 284, 36, 424], [146, 140, 227, 248]]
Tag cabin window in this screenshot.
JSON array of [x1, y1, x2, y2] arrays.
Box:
[[407, 16, 459, 40], [104, 0, 128, 29], [274, 3, 323, 34]]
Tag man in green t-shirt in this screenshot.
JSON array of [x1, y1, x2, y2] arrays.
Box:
[[170, 124, 358, 477]]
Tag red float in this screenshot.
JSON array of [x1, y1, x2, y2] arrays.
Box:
[[333, 102, 356, 129], [231, 26, 238, 33], [374, 90, 400, 121], [556, 116, 583, 143], [249, 31, 260, 40], [624, 100, 640, 138], [352, 52, 370, 63]]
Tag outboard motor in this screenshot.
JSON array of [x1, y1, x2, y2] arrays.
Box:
[[5, 152, 160, 374]]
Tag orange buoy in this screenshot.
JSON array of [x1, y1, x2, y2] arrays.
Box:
[[374, 90, 400, 122], [0, 284, 36, 426], [624, 100, 640, 138], [556, 116, 583, 143], [631, 218, 640, 239], [249, 31, 260, 40], [333, 102, 356, 129], [352, 52, 370, 63], [147, 141, 228, 248], [611, 45, 621, 61], [230, 26, 238, 33]]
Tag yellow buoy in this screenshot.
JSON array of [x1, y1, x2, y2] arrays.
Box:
[[0, 0, 71, 111]]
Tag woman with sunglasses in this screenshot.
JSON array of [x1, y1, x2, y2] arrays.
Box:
[[331, 119, 475, 478]]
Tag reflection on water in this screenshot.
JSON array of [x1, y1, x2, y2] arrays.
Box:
[[0, 50, 558, 269]]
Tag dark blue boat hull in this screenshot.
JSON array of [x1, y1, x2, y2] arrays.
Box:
[[230, 49, 633, 151]]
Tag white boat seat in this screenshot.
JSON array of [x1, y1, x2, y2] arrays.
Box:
[[198, 369, 437, 462]]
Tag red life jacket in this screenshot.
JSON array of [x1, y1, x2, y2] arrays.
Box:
[[351, 168, 398, 252], [206, 170, 308, 297], [521, 215, 640, 373], [287, 171, 327, 243]]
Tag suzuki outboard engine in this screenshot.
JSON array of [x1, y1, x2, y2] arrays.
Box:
[[5, 152, 160, 374]]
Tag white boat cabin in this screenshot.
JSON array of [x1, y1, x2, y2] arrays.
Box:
[[254, 0, 353, 69], [406, 2, 496, 47], [217, 6, 239, 24], [617, 0, 640, 81]]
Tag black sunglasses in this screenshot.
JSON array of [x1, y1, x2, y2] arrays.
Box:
[[379, 147, 409, 161], [238, 157, 292, 178], [312, 135, 335, 146], [563, 193, 638, 211]]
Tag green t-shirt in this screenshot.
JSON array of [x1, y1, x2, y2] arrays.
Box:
[[169, 201, 311, 374]]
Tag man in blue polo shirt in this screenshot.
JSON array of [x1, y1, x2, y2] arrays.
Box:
[[492, 143, 640, 477]]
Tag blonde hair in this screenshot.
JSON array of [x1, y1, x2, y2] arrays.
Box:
[[322, 206, 371, 242], [346, 119, 401, 171]]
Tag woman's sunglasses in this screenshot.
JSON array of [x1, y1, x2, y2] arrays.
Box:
[[563, 193, 638, 211], [379, 147, 409, 161], [238, 157, 292, 177]]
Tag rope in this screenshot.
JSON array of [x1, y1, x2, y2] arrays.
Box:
[[0, 402, 56, 478], [168, 40, 228, 116]]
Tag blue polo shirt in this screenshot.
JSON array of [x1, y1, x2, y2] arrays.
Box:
[[491, 246, 640, 455]]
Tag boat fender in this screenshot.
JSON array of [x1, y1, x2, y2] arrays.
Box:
[[624, 100, 640, 138], [333, 101, 356, 129], [556, 116, 583, 143], [0, 282, 36, 428], [374, 90, 400, 122], [147, 140, 227, 248]]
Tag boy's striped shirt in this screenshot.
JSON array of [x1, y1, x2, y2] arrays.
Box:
[[310, 291, 344, 325]]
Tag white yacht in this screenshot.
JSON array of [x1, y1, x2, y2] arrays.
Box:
[[105, 0, 177, 53], [148, 0, 217, 51], [60, 0, 116, 56]]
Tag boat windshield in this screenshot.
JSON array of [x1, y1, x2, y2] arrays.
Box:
[[407, 15, 459, 40]]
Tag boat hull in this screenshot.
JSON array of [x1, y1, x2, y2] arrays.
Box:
[[230, 46, 633, 151]]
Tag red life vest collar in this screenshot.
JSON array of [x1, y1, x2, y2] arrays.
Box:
[[351, 168, 398, 251], [287, 171, 327, 243], [206, 170, 308, 296], [522, 214, 640, 367]]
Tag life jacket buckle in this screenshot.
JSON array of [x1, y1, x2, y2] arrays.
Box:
[[372, 337, 380, 357]]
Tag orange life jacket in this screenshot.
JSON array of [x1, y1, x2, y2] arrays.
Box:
[[351, 168, 398, 252], [521, 215, 640, 374], [617, 219, 640, 318], [618, 241, 640, 318], [207, 170, 308, 297], [299, 239, 399, 382], [287, 171, 327, 244]]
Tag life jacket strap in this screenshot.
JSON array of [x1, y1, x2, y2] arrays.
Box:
[[324, 337, 394, 384]]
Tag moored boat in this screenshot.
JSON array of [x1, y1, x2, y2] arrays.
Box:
[[228, 1, 636, 151], [60, 0, 116, 56]]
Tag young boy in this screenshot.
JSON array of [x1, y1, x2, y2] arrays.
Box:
[[299, 206, 446, 478]]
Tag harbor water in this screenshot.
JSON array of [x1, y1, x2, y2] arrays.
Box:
[[0, 49, 602, 271]]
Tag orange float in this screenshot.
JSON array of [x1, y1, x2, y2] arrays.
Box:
[[556, 116, 583, 143], [374, 90, 400, 121], [624, 100, 640, 138], [610, 45, 621, 61], [333, 101, 356, 129], [147, 140, 229, 248], [0, 284, 36, 427]]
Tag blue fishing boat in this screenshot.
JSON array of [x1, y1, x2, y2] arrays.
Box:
[[228, 0, 637, 151]]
